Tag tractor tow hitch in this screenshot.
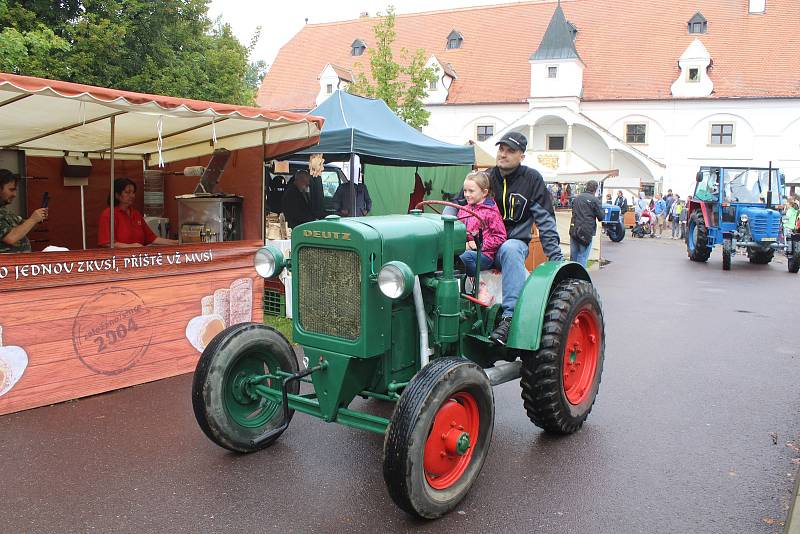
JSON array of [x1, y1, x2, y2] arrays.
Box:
[[250, 361, 328, 447]]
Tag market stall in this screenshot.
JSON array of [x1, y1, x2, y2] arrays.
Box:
[[286, 90, 474, 215], [0, 73, 323, 415]]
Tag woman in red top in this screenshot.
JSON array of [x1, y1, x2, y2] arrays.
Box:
[[97, 178, 178, 248]]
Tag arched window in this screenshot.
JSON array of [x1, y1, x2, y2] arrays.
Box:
[[351, 39, 366, 56]]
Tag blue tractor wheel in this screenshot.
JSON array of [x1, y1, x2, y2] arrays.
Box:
[[687, 211, 711, 262]]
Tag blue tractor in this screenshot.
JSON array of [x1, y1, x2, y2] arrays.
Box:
[[601, 203, 625, 242], [686, 165, 800, 273]]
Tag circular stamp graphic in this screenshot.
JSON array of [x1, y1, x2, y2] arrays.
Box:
[[72, 287, 153, 375]]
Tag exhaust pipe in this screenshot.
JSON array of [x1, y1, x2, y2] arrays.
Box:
[[484, 360, 522, 386]]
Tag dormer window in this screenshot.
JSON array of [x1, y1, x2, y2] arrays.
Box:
[[547, 66, 558, 79], [687, 67, 700, 82], [351, 39, 366, 56], [429, 78, 437, 91], [688, 12, 707, 34], [446, 30, 463, 50]]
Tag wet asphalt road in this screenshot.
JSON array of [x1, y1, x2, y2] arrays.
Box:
[[2, 236, 799, 533]]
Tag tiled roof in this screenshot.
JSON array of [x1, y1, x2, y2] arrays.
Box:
[[330, 64, 354, 82], [257, 0, 800, 110]]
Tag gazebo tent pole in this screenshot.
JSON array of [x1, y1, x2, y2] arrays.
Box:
[[350, 153, 356, 216], [262, 129, 267, 242], [109, 116, 116, 248], [80, 184, 86, 249]]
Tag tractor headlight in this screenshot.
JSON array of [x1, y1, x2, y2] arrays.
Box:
[[740, 214, 749, 224], [378, 261, 414, 300], [254, 246, 285, 278]]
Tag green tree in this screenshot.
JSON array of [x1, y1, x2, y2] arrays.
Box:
[[0, 0, 265, 105], [347, 7, 437, 129]]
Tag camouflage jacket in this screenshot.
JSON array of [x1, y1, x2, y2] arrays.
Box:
[[0, 206, 31, 253]]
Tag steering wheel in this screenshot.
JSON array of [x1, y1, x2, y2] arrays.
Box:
[[413, 200, 487, 230]]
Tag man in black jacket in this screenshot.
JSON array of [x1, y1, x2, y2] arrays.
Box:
[[282, 170, 315, 229], [450, 132, 563, 345], [569, 180, 604, 267]]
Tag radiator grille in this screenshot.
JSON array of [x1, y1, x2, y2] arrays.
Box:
[[297, 247, 361, 340], [751, 214, 780, 239]]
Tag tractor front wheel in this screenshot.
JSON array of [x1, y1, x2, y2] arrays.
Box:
[[722, 238, 732, 271], [687, 211, 711, 262], [192, 323, 300, 453], [607, 222, 625, 242], [383, 357, 494, 519], [520, 279, 605, 434], [747, 247, 774, 265]]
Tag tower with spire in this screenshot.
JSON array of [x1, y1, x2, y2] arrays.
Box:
[[529, 1, 584, 105]]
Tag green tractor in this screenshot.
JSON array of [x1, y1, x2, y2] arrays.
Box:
[[192, 203, 605, 518]]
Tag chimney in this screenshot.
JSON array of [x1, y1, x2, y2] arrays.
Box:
[[748, 0, 765, 13]]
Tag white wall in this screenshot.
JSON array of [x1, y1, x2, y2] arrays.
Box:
[[423, 103, 527, 145], [421, 97, 800, 200], [530, 59, 584, 99]]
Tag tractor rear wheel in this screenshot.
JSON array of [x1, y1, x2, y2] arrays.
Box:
[[687, 211, 711, 262], [383, 357, 494, 519], [192, 323, 300, 453], [607, 222, 625, 242], [520, 279, 604, 434], [747, 247, 774, 264]]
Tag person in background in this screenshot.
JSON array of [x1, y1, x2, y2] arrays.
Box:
[[669, 194, 682, 239], [614, 190, 628, 213], [784, 198, 799, 243], [635, 191, 649, 221], [568, 180, 604, 267], [664, 188, 675, 216], [605, 193, 612, 204], [680, 195, 691, 239], [333, 179, 372, 216], [653, 193, 667, 238], [457, 170, 506, 276], [98, 178, 178, 248], [282, 170, 315, 229], [0, 168, 48, 253]]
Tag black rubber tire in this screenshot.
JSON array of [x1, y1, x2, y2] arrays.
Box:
[[747, 247, 774, 265], [192, 322, 299, 453], [383, 357, 494, 519], [520, 279, 605, 434], [789, 253, 800, 273], [722, 241, 731, 271], [687, 211, 712, 262], [607, 222, 625, 242]]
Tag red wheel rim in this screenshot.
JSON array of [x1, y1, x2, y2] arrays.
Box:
[[562, 306, 601, 405], [423, 392, 480, 489]]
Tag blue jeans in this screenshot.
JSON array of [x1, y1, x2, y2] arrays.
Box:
[[570, 238, 592, 267], [494, 239, 530, 318], [459, 250, 494, 276]]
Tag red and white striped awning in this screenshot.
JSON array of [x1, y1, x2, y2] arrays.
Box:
[[0, 72, 323, 164]]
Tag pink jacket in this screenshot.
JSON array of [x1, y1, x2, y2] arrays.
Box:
[[458, 198, 507, 260]]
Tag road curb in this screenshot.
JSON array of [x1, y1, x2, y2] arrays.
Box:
[[787, 468, 800, 534]]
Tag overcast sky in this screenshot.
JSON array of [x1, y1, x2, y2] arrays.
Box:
[[208, 0, 517, 67]]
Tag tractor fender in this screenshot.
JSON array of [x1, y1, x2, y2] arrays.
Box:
[[507, 261, 592, 351], [687, 200, 710, 224]]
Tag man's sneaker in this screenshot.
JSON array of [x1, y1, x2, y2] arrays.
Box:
[[490, 316, 512, 346]]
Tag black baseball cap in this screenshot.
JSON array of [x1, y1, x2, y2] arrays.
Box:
[[495, 131, 527, 152]]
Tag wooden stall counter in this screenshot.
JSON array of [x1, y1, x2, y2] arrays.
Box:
[[0, 241, 264, 415]]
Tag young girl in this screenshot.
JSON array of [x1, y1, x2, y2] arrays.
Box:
[[458, 171, 507, 276]]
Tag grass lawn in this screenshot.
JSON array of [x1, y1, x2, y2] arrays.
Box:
[[263, 314, 293, 343]]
